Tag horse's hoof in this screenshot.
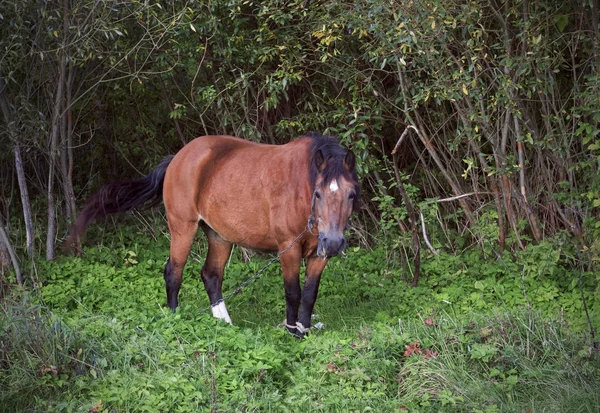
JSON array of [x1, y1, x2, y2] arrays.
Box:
[[286, 326, 306, 339]]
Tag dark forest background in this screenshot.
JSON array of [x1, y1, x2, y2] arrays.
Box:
[[1, 0, 599, 277]]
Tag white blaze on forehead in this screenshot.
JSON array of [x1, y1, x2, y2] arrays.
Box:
[[329, 179, 339, 192]]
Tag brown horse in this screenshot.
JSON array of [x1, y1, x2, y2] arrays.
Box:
[[67, 133, 360, 336]]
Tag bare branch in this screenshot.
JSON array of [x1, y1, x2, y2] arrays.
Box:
[[392, 125, 418, 154], [419, 210, 438, 256], [423, 192, 493, 204]]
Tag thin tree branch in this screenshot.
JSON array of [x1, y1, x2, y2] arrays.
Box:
[[419, 210, 438, 255], [423, 192, 493, 204]]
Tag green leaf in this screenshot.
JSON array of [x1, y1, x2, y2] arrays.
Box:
[[555, 15, 568, 33]]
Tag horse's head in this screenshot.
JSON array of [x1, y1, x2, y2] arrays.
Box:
[[310, 145, 360, 258]]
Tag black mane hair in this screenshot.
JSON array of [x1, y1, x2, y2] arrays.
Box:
[[306, 132, 361, 210]]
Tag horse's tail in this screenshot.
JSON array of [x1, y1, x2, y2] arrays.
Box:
[[65, 155, 174, 254]]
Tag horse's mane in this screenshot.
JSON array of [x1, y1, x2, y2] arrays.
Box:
[[307, 132, 360, 209]]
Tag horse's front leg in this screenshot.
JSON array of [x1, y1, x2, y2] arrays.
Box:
[[279, 246, 303, 337], [297, 257, 328, 333]]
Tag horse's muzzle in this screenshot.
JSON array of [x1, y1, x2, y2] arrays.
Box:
[[317, 234, 347, 258]]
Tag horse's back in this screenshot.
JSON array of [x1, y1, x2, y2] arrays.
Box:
[[171, 135, 309, 167]]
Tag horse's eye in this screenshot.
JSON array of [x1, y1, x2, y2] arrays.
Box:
[[349, 192, 356, 200], [315, 192, 321, 200]]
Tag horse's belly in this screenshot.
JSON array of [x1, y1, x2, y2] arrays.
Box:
[[200, 204, 278, 250], [215, 224, 278, 251]]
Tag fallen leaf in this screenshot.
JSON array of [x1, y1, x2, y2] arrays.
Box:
[[89, 400, 103, 413]]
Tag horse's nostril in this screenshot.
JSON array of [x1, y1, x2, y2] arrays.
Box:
[[322, 237, 328, 244]]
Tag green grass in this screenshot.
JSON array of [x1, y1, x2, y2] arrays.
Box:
[[1, 225, 599, 412]]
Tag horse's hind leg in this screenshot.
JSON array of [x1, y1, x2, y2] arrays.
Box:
[[201, 225, 233, 324], [164, 218, 198, 311]]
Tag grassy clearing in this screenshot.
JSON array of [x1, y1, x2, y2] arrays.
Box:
[[1, 226, 599, 412]]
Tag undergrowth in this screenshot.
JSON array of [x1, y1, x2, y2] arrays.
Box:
[[1, 223, 599, 412]]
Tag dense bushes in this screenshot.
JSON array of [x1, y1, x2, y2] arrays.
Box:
[[1, 0, 599, 264]]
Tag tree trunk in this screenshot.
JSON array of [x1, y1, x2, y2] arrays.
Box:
[[0, 213, 21, 285], [46, 0, 68, 260], [13, 147, 34, 258], [59, 62, 77, 221], [0, 74, 35, 258], [498, 110, 525, 250], [60, 97, 72, 220]]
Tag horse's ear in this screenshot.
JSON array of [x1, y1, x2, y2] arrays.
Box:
[[315, 149, 326, 171], [344, 149, 356, 173]]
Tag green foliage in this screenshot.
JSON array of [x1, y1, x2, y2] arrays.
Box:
[[1, 0, 600, 409], [2, 0, 600, 273], [2, 224, 600, 412], [397, 311, 600, 412]]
